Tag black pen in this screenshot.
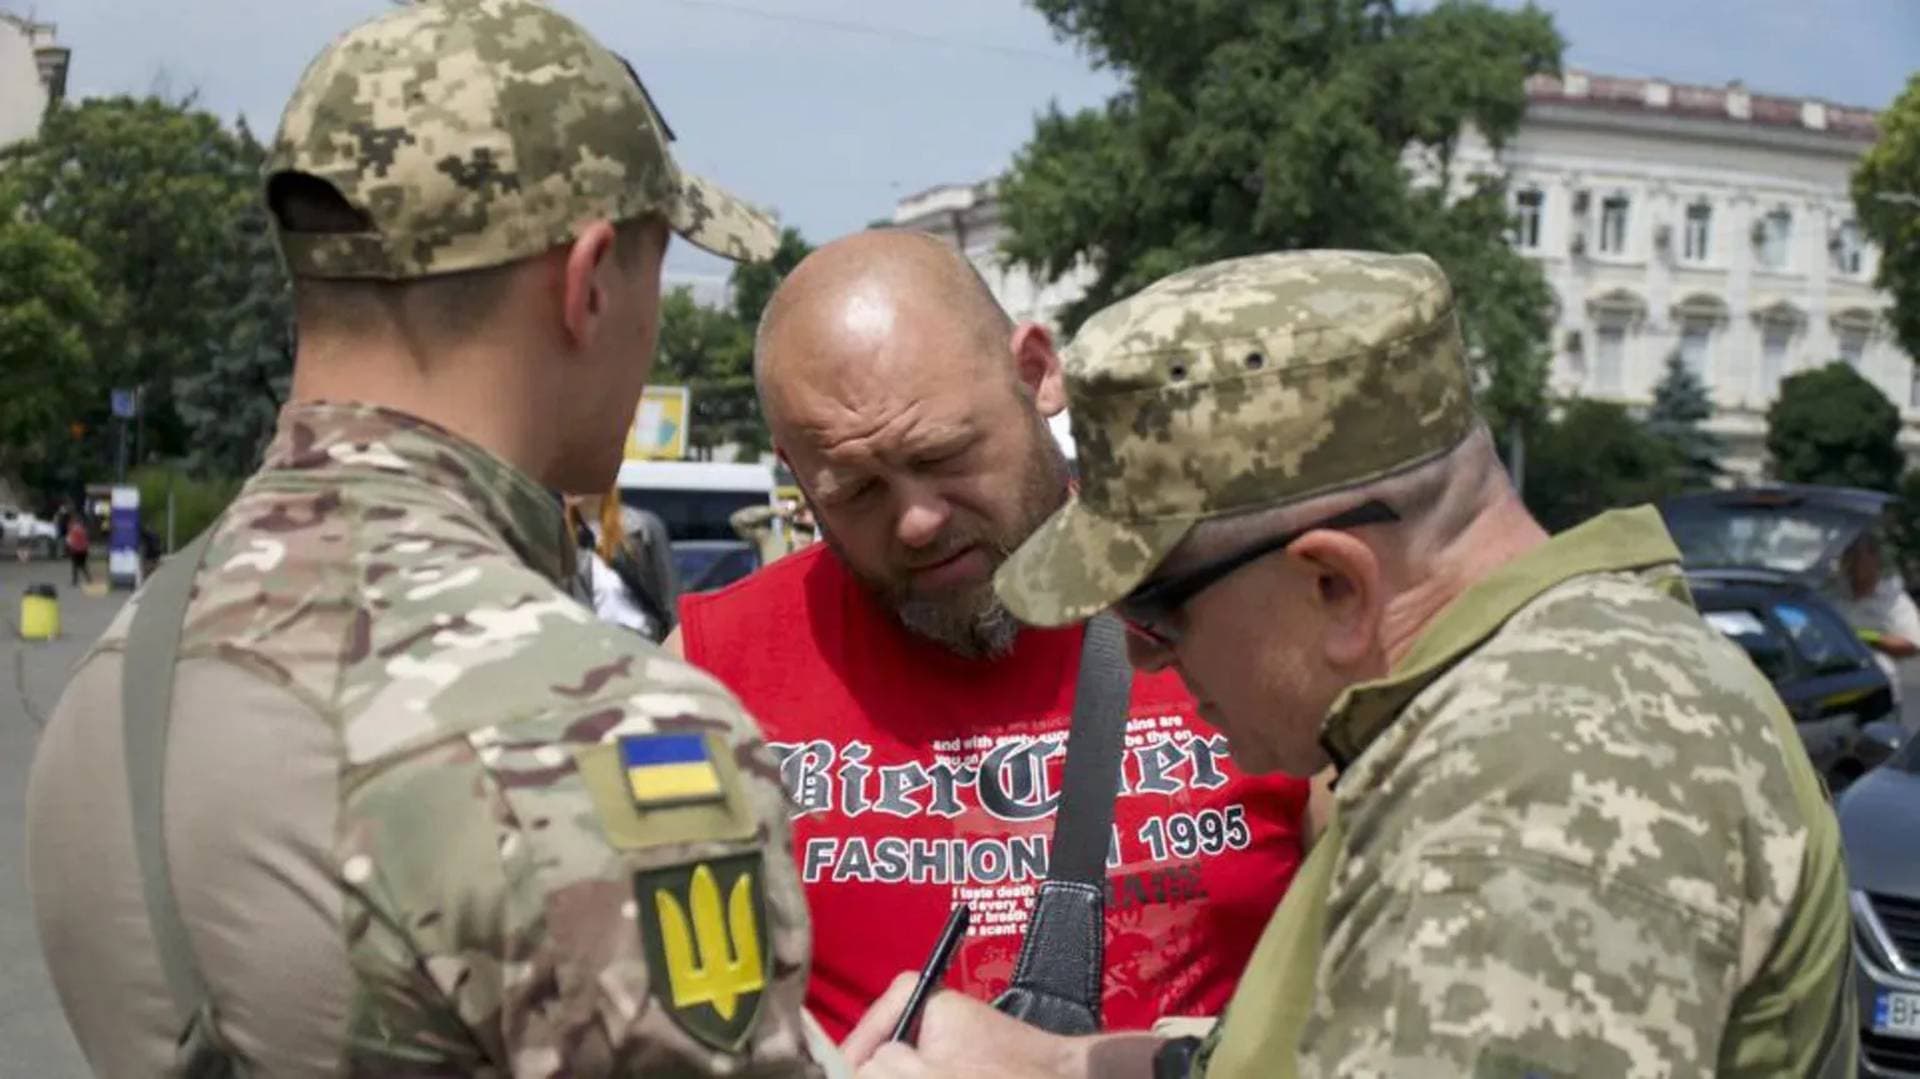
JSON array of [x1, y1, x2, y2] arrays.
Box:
[[890, 902, 971, 1044]]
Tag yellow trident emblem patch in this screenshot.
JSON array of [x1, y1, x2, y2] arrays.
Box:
[[636, 853, 771, 1050]]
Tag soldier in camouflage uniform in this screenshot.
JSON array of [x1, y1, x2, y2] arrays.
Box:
[[26, 2, 845, 1075], [847, 251, 1856, 1077]]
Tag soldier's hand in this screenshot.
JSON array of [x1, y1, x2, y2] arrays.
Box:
[[856, 1042, 936, 1078], [843, 972, 1099, 1078]]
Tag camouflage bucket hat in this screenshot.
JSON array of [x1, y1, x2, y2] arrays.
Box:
[[995, 250, 1478, 627], [267, 0, 777, 280]]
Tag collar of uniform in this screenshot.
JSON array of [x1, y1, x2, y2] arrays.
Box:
[[1318, 505, 1683, 772], [260, 401, 574, 586]]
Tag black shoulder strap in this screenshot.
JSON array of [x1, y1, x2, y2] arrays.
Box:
[[993, 613, 1132, 1035], [123, 528, 244, 1076]]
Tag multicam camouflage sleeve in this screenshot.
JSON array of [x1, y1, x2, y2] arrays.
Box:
[[336, 679, 824, 1077]]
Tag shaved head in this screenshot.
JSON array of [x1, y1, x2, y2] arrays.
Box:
[[755, 229, 1015, 429], [754, 229, 1071, 658]]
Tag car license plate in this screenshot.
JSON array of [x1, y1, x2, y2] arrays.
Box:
[[1876, 991, 1920, 1037]]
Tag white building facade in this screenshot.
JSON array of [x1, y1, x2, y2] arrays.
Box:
[[0, 12, 68, 149], [1453, 71, 1899, 481], [893, 70, 1907, 481]]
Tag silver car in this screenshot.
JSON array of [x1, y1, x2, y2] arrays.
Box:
[[1842, 733, 1920, 1075]]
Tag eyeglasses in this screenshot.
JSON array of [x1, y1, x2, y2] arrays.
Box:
[[1116, 500, 1400, 649]]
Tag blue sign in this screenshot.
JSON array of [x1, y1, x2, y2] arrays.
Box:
[[110, 389, 136, 419], [108, 485, 140, 588]]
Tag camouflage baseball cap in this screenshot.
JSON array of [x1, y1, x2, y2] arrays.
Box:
[[995, 250, 1477, 627], [267, 0, 777, 280]]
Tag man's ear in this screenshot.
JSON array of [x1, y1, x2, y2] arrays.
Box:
[[560, 220, 621, 352], [1010, 321, 1067, 417], [1288, 531, 1384, 670]]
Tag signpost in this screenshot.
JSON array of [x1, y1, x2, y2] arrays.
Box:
[[108, 485, 140, 590], [626, 385, 692, 461], [110, 387, 136, 482]]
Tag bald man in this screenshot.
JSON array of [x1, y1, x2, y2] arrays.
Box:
[[664, 230, 1321, 1040]]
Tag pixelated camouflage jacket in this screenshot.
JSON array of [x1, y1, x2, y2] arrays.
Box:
[[104, 402, 825, 1076], [1199, 507, 1853, 1078]]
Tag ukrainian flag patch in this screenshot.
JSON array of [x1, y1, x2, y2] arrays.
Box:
[[619, 733, 726, 809]]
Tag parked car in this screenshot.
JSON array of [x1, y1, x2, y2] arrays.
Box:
[[1688, 568, 1900, 792], [1660, 485, 1920, 1075], [0, 506, 59, 558], [671, 539, 760, 595], [1839, 733, 1920, 1076]]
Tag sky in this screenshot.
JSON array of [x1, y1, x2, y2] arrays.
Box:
[[14, 0, 1919, 292]]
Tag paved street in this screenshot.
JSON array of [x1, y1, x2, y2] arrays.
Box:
[[1, 555, 120, 1078]]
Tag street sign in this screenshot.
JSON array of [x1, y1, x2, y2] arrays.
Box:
[[109, 388, 136, 419], [626, 385, 692, 461], [108, 485, 140, 589]]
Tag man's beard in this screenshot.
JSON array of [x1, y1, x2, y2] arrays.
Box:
[[828, 419, 1070, 660]]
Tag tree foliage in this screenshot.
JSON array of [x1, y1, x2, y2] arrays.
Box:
[[0, 97, 259, 470], [729, 227, 814, 327], [173, 121, 294, 478], [1001, 0, 1563, 432], [1766, 361, 1903, 492], [0, 96, 282, 485], [1646, 352, 1722, 490], [654, 229, 813, 460], [1522, 399, 1680, 532], [1853, 72, 1920, 361], [655, 287, 758, 460], [0, 214, 105, 487]]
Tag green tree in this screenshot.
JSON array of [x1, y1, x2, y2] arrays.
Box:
[[1646, 352, 1722, 490], [729, 227, 814, 327], [1766, 361, 1903, 492], [1522, 398, 1679, 532], [653, 230, 813, 460], [0, 216, 106, 487], [0, 96, 262, 476], [655, 287, 759, 460], [174, 120, 294, 478], [1853, 73, 1920, 360], [999, 0, 1563, 435]]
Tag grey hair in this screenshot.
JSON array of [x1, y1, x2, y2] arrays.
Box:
[[1169, 422, 1508, 576]]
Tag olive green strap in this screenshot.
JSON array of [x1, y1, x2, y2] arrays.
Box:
[[123, 528, 237, 1072]]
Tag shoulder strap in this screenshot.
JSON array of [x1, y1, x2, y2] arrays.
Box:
[[993, 613, 1133, 1035], [1047, 613, 1133, 883], [123, 528, 240, 1075]]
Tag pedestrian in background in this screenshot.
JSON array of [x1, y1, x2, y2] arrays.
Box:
[[64, 514, 90, 586], [567, 488, 676, 642], [670, 230, 1321, 1040], [1835, 530, 1920, 734]]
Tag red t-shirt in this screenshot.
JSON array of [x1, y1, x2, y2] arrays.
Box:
[[680, 545, 1309, 1040]]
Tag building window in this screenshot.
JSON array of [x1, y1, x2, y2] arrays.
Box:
[[1760, 319, 1794, 393], [1678, 319, 1714, 379], [1839, 329, 1867, 369], [1683, 201, 1712, 263], [1513, 188, 1544, 251], [1833, 221, 1865, 276], [1757, 208, 1794, 271], [1593, 325, 1627, 395], [1599, 194, 1631, 256]]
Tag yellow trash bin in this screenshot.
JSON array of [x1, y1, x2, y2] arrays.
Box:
[[20, 589, 59, 641]]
